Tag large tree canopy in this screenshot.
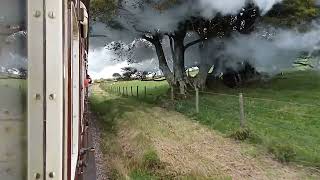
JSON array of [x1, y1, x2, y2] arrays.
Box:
[[263, 0, 320, 26], [90, 0, 320, 94]]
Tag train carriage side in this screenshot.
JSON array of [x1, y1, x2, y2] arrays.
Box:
[[0, 0, 91, 180]]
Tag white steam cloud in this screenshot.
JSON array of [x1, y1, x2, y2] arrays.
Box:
[[253, 0, 283, 14], [218, 22, 320, 73], [199, 0, 282, 17], [118, 0, 283, 32], [199, 0, 247, 17]]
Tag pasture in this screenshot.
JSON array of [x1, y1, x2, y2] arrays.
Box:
[[100, 70, 320, 168]]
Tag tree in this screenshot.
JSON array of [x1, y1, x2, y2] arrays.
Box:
[[139, 4, 260, 93], [18, 67, 27, 79], [263, 0, 320, 26], [90, 0, 280, 94], [121, 67, 137, 80], [112, 72, 122, 80], [135, 70, 149, 80]]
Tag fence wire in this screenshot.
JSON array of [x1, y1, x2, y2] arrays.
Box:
[[102, 83, 320, 167], [105, 85, 320, 130]]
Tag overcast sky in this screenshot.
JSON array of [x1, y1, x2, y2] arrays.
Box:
[[88, 43, 159, 79]]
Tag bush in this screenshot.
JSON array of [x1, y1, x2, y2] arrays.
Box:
[[268, 143, 296, 163], [142, 150, 162, 170], [130, 169, 159, 180], [230, 128, 251, 141]]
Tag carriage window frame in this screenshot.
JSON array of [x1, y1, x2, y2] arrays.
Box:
[[70, 2, 80, 180], [27, 0, 45, 179]]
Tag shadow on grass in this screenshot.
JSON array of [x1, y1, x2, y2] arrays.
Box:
[[89, 94, 169, 179], [89, 95, 136, 134]]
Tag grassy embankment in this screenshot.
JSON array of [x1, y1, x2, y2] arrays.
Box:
[[101, 70, 320, 168], [90, 88, 233, 179], [90, 85, 319, 179]]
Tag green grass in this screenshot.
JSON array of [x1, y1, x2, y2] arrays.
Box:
[[90, 89, 235, 179], [176, 70, 320, 167], [0, 76, 27, 91], [89, 93, 165, 179], [99, 70, 320, 168], [100, 80, 170, 104], [130, 169, 160, 180]]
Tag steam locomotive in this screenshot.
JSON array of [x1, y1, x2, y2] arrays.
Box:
[[0, 0, 93, 179]]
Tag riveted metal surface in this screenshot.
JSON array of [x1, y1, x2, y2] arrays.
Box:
[[28, 0, 45, 179], [45, 0, 64, 179]]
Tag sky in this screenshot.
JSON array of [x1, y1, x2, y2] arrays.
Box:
[[88, 24, 132, 79], [88, 45, 159, 79]]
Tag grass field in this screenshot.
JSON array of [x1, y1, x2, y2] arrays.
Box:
[[89, 92, 162, 179], [100, 80, 169, 104], [90, 85, 319, 179], [90, 87, 233, 179], [100, 70, 320, 168]]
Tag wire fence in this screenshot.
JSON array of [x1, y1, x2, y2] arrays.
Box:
[[104, 84, 320, 166], [104, 84, 169, 104], [105, 85, 320, 130], [107, 85, 149, 98], [194, 89, 320, 125], [188, 89, 320, 166]]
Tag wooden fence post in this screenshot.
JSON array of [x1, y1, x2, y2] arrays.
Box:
[[122, 87, 125, 96], [144, 86, 147, 98], [239, 93, 246, 128], [196, 88, 199, 113], [126, 87, 128, 96], [131, 86, 133, 96], [171, 87, 174, 101], [136, 86, 139, 98]]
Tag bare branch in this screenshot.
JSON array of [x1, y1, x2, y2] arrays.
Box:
[[142, 34, 154, 43], [90, 34, 108, 37], [184, 38, 206, 50], [293, 62, 315, 68], [167, 34, 175, 61]]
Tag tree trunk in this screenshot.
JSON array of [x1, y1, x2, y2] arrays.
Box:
[[172, 32, 187, 95], [195, 41, 211, 90], [153, 36, 175, 86]]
